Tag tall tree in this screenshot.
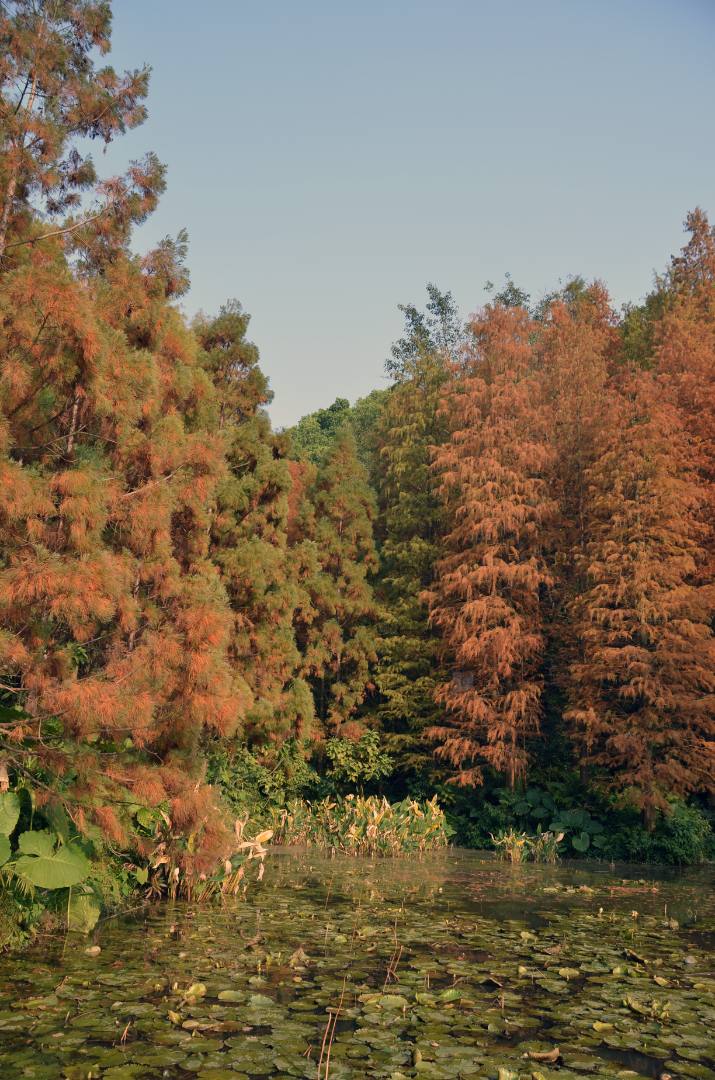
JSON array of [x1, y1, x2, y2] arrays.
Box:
[[0, 0, 150, 260], [0, 236, 243, 873], [372, 286, 460, 782], [565, 374, 715, 823], [655, 209, 715, 571], [386, 282, 462, 380], [426, 302, 555, 788], [0, 1, 241, 876], [293, 428, 379, 734], [198, 302, 313, 748], [537, 282, 619, 754], [288, 389, 387, 478]]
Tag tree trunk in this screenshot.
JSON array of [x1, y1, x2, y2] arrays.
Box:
[[0, 164, 19, 261]]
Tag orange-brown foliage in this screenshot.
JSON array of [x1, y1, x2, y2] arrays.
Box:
[[426, 303, 555, 787]]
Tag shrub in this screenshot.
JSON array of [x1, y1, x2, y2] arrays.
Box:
[[323, 731, 393, 792], [611, 802, 713, 865], [205, 740, 321, 822]]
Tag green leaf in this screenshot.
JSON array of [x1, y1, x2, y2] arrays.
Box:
[[572, 831, 591, 852], [0, 834, 10, 866], [15, 841, 90, 889], [0, 791, 20, 837], [379, 993, 409, 1008], [67, 891, 101, 933], [134, 866, 148, 885], [135, 807, 155, 830], [17, 829, 55, 857]]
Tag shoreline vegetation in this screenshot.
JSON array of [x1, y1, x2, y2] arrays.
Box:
[[0, 1, 713, 956]]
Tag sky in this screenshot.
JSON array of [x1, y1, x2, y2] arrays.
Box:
[[103, 0, 715, 428]]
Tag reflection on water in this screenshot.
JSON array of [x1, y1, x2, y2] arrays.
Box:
[[0, 848, 713, 1078]]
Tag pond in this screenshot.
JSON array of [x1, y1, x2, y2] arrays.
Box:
[[0, 848, 713, 1079]]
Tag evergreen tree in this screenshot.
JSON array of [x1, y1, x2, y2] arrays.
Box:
[[293, 428, 379, 733], [426, 302, 555, 788], [565, 374, 715, 823], [288, 389, 387, 478], [386, 283, 462, 379], [372, 286, 460, 782], [198, 302, 313, 748]]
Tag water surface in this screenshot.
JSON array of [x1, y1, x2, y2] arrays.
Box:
[[0, 849, 713, 1079]]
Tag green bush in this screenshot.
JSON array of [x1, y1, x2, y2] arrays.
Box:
[[324, 731, 393, 792], [205, 739, 321, 822], [0, 788, 108, 948], [608, 802, 713, 865], [432, 772, 713, 866]]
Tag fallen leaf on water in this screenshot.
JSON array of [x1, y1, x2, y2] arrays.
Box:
[[523, 1047, 561, 1064]]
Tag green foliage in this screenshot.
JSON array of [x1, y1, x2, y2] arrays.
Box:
[[206, 740, 321, 822], [372, 287, 455, 784], [295, 427, 379, 729], [287, 390, 387, 481], [386, 283, 462, 379], [437, 771, 714, 865], [14, 831, 90, 889], [289, 397, 351, 463], [0, 792, 20, 837], [66, 890, 101, 934], [323, 731, 393, 791], [0, 783, 107, 948], [606, 802, 714, 865], [270, 794, 451, 856]]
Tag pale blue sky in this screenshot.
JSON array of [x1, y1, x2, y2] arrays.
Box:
[[104, 0, 714, 426]]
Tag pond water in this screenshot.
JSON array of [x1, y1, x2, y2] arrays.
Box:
[[0, 848, 713, 1079]]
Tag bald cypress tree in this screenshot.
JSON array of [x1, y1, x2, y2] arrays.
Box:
[[565, 374, 715, 824], [426, 302, 555, 788], [0, 1, 159, 264], [655, 210, 715, 596], [536, 282, 620, 762], [0, 1, 241, 876]]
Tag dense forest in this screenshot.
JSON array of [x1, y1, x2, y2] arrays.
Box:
[[0, 1, 713, 948]]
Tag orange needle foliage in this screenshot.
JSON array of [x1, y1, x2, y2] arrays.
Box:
[[425, 302, 556, 788], [565, 374, 715, 822]]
